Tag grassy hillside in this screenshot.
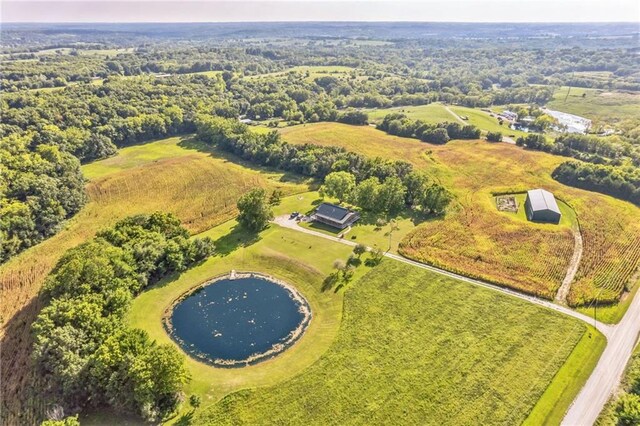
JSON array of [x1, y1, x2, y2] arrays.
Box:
[[280, 123, 640, 309], [0, 135, 310, 425], [364, 103, 528, 138], [365, 103, 455, 124], [191, 259, 599, 425]]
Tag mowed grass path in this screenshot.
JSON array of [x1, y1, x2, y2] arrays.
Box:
[[194, 259, 601, 425], [280, 123, 640, 314]]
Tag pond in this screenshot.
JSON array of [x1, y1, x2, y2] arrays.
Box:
[[165, 273, 312, 367]]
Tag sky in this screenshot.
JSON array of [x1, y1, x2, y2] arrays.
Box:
[[2, 0, 639, 23]]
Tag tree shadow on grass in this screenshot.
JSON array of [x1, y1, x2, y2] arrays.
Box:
[[321, 273, 339, 292], [213, 224, 262, 257], [173, 410, 195, 426]]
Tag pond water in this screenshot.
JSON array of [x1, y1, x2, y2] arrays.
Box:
[[167, 275, 311, 367]]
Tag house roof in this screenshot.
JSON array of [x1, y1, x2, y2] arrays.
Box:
[[527, 189, 561, 215], [315, 203, 351, 222]]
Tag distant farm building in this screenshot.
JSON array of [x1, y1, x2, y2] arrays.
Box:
[[500, 110, 518, 122], [525, 189, 562, 224], [312, 203, 360, 229]]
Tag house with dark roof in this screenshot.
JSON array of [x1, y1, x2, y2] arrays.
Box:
[[524, 189, 562, 224], [312, 203, 360, 230]]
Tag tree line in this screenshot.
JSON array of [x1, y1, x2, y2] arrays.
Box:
[[0, 135, 86, 263], [516, 133, 640, 167], [32, 213, 215, 422], [377, 113, 481, 144], [321, 170, 451, 216], [196, 116, 453, 215], [552, 161, 640, 206]]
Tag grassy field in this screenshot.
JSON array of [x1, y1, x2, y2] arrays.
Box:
[[524, 326, 606, 426], [120, 220, 369, 423], [547, 86, 640, 127], [244, 65, 357, 82], [189, 259, 601, 425], [449, 105, 529, 138], [1, 129, 611, 425], [364, 103, 528, 139], [0, 135, 311, 425], [1, 134, 310, 332], [365, 103, 455, 124], [280, 122, 640, 308]]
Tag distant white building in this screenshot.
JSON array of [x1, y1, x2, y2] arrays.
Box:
[[543, 109, 591, 134]]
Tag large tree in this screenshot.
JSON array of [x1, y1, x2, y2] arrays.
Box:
[[237, 188, 274, 232], [376, 176, 407, 215], [322, 171, 356, 203]]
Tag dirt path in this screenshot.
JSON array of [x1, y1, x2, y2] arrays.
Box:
[[444, 105, 466, 125], [555, 227, 584, 304]]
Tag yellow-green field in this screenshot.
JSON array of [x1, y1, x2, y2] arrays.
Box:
[[2, 135, 310, 330], [280, 122, 640, 310], [1, 130, 610, 426], [547, 86, 640, 127], [164, 250, 602, 425]]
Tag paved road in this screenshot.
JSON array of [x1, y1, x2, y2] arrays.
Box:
[[563, 291, 640, 425], [274, 216, 640, 425], [274, 216, 611, 337]]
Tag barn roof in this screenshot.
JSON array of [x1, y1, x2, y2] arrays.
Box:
[[527, 189, 561, 214], [315, 203, 351, 221]]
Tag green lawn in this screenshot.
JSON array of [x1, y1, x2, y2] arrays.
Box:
[[193, 259, 601, 425], [125, 219, 370, 423], [525, 325, 606, 426], [82, 136, 196, 180], [300, 209, 420, 253], [365, 103, 455, 124], [449, 105, 529, 138], [364, 103, 528, 138]]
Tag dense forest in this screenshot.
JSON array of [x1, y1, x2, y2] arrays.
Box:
[[32, 213, 214, 421]]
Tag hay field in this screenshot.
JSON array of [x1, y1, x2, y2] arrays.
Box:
[[193, 260, 601, 425], [280, 123, 640, 309]]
